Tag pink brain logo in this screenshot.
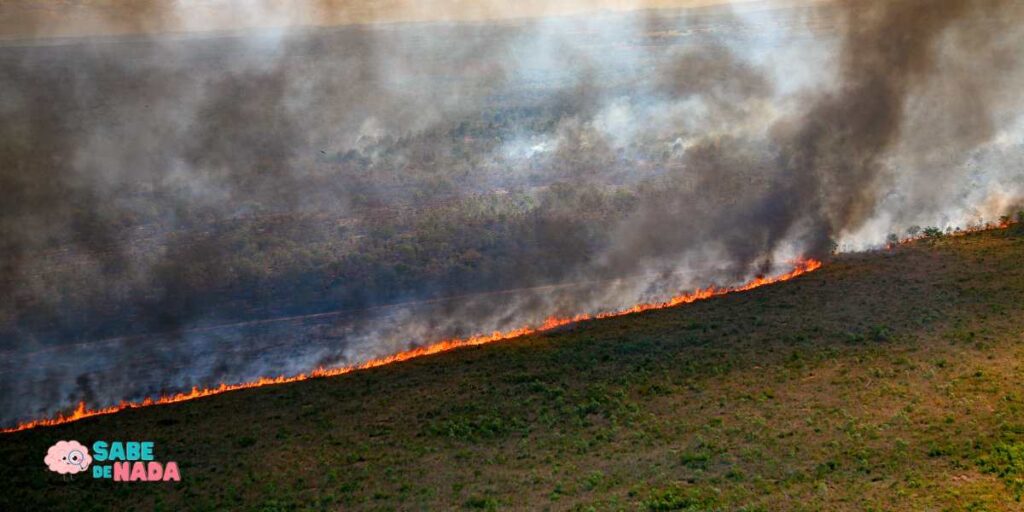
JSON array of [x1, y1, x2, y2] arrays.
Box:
[[44, 440, 92, 474]]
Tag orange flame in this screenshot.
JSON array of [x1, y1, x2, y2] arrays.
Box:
[[1, 258, 822, 434]]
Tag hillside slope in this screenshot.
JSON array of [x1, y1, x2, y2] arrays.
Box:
[[1, 228, 1023, 511]]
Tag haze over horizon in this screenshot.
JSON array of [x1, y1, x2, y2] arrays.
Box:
[[0, 0, 821, 40]]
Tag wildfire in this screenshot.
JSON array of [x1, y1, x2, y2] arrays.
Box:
[[1, 258, 822, 434], [884, 220, 1016, 250]]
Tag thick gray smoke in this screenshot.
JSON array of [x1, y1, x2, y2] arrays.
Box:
[[1, 0, 1022, 426]]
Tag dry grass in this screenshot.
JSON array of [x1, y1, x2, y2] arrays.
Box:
[[1, 228, 1023, 511]]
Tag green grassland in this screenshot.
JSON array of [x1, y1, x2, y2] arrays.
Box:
[[2, 227, 1024, 511]]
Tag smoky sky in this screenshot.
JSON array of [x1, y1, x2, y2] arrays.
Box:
[[0, 1, 771, 39], [1, 0, 1023, 426]]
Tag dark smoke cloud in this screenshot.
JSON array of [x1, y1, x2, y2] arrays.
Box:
[[1, 1, 1023, 426], [773, 0, 1008, 253], [601, 0, 1023, 278]]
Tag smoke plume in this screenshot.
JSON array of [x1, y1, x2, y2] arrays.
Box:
[[1, 0, 1022, 426]]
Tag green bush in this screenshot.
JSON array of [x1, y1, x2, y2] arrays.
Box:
[[977, 442, 1024, 499], [870, 325, 892, 342], [643, 487, 718, 511], [1014, 211, 1024, 235], [429, 413, 522, 441], [464, 496, 499, 510], [680, 450, 712, 470]]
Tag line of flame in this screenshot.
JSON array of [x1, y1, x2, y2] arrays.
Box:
[[1, 258, 822, 434]]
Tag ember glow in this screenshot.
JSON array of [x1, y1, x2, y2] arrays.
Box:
[[2, 0, 1023, 436], [1, 258, 821, 434]]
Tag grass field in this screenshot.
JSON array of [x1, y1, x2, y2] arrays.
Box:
[[2, 228, 1023, 511]]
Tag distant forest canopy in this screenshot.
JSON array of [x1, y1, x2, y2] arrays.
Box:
[[0, 56, 722, 344]]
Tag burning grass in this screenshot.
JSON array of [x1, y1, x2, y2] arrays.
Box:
[[1, 259, 821, 433], [1, 228, 1023, 511]]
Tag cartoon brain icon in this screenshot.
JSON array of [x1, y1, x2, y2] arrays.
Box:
[[44, 440, 92, 474]]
